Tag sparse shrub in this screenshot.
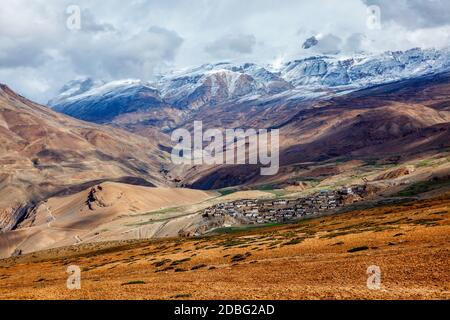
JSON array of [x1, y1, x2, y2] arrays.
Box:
[[170, 258, 191, 266], [121, 280, 145, 285], [347, 246, 369, 253], [153, 259, 171, 267], [432, 211, 448, 215], [231, 252, 251, 262], [283, 237, 304, 246], [171, 294, 192, 299], [191, 264, 207, 270]]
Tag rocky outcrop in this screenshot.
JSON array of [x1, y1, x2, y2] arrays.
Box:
[[85, 186, 108, 211], [0, 84, 168, 234], [0, 203, 34, 232], [376, 166, 415, 181], [178, 215, 239, 237]]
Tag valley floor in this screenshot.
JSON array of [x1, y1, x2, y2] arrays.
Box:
[[0, 194, 449, 300]]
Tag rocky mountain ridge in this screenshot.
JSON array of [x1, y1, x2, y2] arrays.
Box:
[[49, 47, 450, 125]]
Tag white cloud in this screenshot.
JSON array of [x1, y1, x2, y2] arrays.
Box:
[[61, 25, 183, 80], [363, 0, 450, 29], [0, 0, 448, 103], [205, 34, 257, 58]]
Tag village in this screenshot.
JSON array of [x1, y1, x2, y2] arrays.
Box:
[[202, 186, 369, 225]]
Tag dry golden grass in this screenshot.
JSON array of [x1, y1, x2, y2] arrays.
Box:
[[0, 194, 449, 300]]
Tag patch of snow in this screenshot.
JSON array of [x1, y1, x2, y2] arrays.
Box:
[[50, 47, 450, 114]]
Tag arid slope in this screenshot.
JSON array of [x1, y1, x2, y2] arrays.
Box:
[[0, 182, 215, 258], [184, 73, 450, 189], [0, 84, 169, 232], [0, 194, 448, 300]]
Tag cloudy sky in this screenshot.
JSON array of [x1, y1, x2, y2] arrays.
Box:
[[1, 0, 450, 103]]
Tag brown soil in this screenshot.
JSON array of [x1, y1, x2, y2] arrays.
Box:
[[0, 194, 449, 300]]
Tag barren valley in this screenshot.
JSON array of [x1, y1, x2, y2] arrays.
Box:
[[1, 50, 450, 300], [0, 193, 448, 300]]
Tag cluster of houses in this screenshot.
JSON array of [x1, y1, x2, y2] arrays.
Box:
[[202, 186, 367, 225]]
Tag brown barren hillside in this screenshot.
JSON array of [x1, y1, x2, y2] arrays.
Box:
[[0, 84, 170, 232], [0, 194, 448, 300], [0, 182, 215, 259], [184, 74, 450, 189]]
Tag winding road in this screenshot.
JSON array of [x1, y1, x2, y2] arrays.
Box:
[[43, 203, 56, 227]]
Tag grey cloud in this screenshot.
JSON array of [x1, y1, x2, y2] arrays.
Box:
[[205, 34, 257, 57], [343, 33, 366, 53], [311, 34, 343, 55], [363, 0, 450, 29], [64, 26, 184, 80], [0, 39, 51, 68], [81, 9, 117, 33], [147, 26, 184, 61], [302, 33, 365, 55], [0, 0, 448, 103]]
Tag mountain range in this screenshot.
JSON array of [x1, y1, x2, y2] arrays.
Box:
[[46, 47, 450, 188], [0, 84, 169, 233], [49, 48, 450, 130], [1, 47, 450, 257]]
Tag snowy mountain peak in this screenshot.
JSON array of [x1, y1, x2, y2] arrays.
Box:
[[279, 47, 450, 88], [49, 47, 450, 123], [49, 78, 164, 123], [49, 77, 104, 106]]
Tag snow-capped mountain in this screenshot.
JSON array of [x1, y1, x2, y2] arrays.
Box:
[[156, 62, 293, 109], [49, 47, 450, 124], [281, 47, 450, 88], [49, 78, 166, 123]]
